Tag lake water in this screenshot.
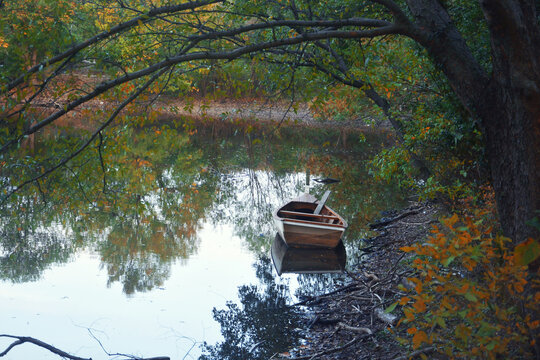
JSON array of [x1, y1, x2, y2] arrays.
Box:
[[0, 121, 405, 359]]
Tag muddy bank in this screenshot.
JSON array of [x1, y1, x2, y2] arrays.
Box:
[[280, 202, 440, 360]]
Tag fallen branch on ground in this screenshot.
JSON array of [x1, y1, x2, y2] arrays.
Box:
[[283, 336, 367, 360], [338, 322, 373, 335], [369, 209, 421, 229], [292, 283, 359, 306]]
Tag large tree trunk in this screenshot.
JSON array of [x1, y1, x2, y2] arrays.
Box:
[[406, 0, 540, 242], [478, 0, 540, 242]]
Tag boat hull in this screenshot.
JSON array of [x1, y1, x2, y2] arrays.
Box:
[[274, 218, 345, 248], [273, 194, 347, 248]]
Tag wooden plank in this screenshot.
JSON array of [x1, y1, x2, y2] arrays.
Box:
[[314, 190, 331, 215], [279, 210, 339, 220], [281, 217, 345, 228]]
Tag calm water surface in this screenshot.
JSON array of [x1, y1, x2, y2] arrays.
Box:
[[0, 121, 405, 359]]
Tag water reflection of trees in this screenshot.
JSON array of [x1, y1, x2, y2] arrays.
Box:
[[0, 223, 74, 282], [200, 257, 302, 360], [0, 123, 404, 294], [0, 127, 216, 291]]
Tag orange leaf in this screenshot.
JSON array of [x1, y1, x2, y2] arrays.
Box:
[[400, 246, 416, 253], [407, 327, 417, 335], [442, 213, 459, 229], [412, 330, 428, 349], [404, 308, 415, 322], [413, 299, 427, 313], [399, 296, 410, 305]]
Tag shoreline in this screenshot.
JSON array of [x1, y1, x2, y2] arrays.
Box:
[[281, 202, 440, 360]]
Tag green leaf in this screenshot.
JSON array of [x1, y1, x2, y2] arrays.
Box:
[[385, 301, 398, 314], [435, 316, 446, 329], [442, 256, 455, 267], [464, 291, 477, 302], [514, 238, 540, 266]]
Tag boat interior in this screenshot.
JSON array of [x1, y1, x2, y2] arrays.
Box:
[[278, 202, 343, 225]]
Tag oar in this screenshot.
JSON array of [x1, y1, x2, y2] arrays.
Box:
[[314, 190, 331, 215]]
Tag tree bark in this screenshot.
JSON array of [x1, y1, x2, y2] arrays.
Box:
[[406, 0, 540, 242], [477, 0, 540, 242]]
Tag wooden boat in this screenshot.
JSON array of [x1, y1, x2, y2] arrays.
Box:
[[273, 192, 347, 248], [271, 233, 346, 275]]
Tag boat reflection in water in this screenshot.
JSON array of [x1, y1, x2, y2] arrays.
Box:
[[271, 233, 346, 276]]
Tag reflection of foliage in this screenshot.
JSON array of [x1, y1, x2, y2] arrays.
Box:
[[98, 220, 198, 294], [200, 257, 301, 360], [93, 126, 214, 293], [0, 125, 216, 292], [103, 251, 170, 295], [295, 273, 349, 299], [0, 120, 404, 294], [0, 196, 77, 282], [0, 226, 74, 283]]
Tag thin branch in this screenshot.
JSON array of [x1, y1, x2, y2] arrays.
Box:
[[0, 334, 91, 360], [87, 324, 170, 360], [369, 0, 413, 27]]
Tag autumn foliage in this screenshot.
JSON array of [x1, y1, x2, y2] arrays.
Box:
[[397, 213, 540, 358]]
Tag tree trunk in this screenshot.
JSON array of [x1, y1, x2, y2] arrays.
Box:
[[477, 0, 540, 242], [481, 87, 540, 243], [406, 0, 540, 242]]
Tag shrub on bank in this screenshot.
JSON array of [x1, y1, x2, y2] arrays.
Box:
[[395, 212, 539, 359]]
